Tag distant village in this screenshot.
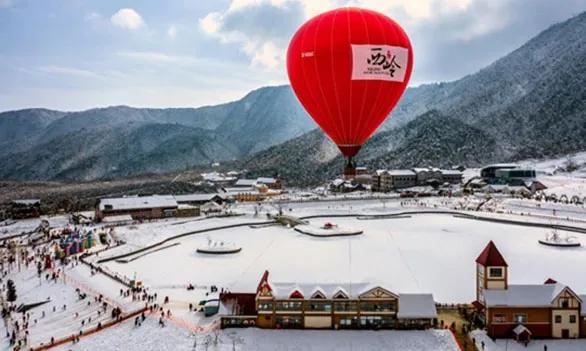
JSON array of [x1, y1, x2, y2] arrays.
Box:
[[4, 162, 582, 225]]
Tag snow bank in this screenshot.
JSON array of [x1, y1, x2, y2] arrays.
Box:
[[56, 323, 459, 351], [294, 224, 363, 237], [471, 329, 586, 351]]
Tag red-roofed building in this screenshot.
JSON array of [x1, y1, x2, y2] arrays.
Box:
[[476, 240, 508, 267], [476, 241, 509, 307], [474, 241, 585, 339]]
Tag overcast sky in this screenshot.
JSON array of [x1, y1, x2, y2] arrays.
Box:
[[0, 0, 584, 111]]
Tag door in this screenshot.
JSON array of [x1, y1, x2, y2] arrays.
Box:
[[562, 329, 570, 339]]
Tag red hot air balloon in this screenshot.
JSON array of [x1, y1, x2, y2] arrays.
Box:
[[287, 7, 413, 175]]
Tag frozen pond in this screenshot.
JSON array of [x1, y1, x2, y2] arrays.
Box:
[[102, 213, 586, 303]]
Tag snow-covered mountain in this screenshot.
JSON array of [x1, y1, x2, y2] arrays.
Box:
[[0, 86, 315, 181]]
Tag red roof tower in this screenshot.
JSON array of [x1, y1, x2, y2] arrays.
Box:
[[476, 241, 508, 267]]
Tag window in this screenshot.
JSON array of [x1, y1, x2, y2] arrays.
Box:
[[275, 301, 302, 311], [514, 314, 527, 323], [555, 315, 562, 323], [305, 301, 331, 312], [493, 314, 506, 323], [258, 302, 273, 311], [570, 315, 576, 323], [489, 268, 503, 278], [276, 316, 302, 328], [334, 301, 357, 312], [561, 299, 569, 308], [359, 301, 396, 312], [358, 316, 395, 328]]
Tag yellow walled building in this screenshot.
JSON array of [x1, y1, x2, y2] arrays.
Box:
[[221, 271, 437, 330]]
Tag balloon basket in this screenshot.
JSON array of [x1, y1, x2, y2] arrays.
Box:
[[343, 156, 357, 179]]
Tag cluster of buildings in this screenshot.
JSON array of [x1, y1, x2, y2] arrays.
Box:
[[329, 167, 463, 193], [474, 241, 586, 340], [94, 176, 283, 222], [217, 241, 586, 342], [95, 194, 223, 222], [219, 271, 437, 330], [371, 168, 463, 192], [225, 177, 283, 202]]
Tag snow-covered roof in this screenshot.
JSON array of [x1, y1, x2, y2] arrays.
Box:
[[470, 179, 486, 185], [513, 324, 532, 336], [201, 201, 223, 210], [412, 168, 429, 173], [332, 179, 345, 186], [481, 163, 518, 170], [99, 195, 177, 211], [440, 170, 463, 176], [12, 199, 40, 205], [398, 294, 437, 319], [484, 283, 568, 308], [234, 179, 257, 186], [201, 172, 236, 182], [257, 177, 277, 184], [174, 193, 224, 202], [270, 282, 378, 300], [223, 187, 254, 193], [387, 170, 416, 176], [581, 295, 586, 316]]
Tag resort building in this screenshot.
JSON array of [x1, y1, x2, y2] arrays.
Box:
[[220, 271, 437, 330], [480, 164, 518, 181], [234, 177, 283, 190], [95, 195, 178, 221], [372, 168, 462, 192], [480, 164, 538, 186], [10, 199, 41, 219], [474, 241, 586, 340], [174, 193, 225, 206]]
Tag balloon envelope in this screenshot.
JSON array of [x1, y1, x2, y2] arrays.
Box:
[[287, 7, 413, 158]]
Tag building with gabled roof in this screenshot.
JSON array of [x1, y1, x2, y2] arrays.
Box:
[[95, 195, 178, 221], [10, 199, 41, 219], [474, 241, 585, 339], [221, 270, 437, 330]]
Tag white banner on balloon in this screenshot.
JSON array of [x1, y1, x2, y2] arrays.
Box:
[[351, 44, 408, 82]]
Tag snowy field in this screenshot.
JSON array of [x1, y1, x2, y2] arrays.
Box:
[[2, 186, 586, 350], [55, 318, 459, 351], [0, 214, 69, 238], [471, 329, 586, 351], [102, 213, 586, 304], [0, 261, 142, 349]]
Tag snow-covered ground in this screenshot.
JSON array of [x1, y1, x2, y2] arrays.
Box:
[[102, 213, 586, 304], [0, 214, 69, 238], [471, 329, 586, 351], [2, 182, 586, 350], [0, 260, 140, 349], [55, 319, 459, 351], [93, 216, 264, 261]]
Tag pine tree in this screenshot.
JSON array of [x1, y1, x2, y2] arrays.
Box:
[[6, 279, 17, 303]]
